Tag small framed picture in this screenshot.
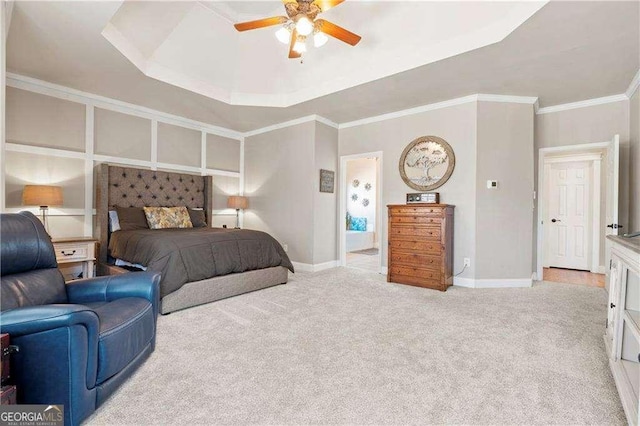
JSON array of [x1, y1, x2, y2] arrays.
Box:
[[319, 169, 335, 193]]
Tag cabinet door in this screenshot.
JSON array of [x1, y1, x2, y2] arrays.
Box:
[[606, 256, 622, 357]]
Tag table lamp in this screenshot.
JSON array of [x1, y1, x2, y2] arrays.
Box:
[[227, 195, 248, 229], [22, 185, 63, 233]]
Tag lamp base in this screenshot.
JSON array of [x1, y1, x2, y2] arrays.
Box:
[[235, 209, 241, 229], [39, 206, 50, 234]]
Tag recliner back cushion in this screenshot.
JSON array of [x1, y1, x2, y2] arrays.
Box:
[[1, 269, 67, 310], [1, 212, 58, 275], [0, 212, 67, 310]]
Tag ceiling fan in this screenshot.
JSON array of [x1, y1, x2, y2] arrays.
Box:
[[233, 0, 361, 59]]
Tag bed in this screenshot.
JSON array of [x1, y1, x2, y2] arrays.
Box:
[[346, 230, 375, 252], [96, 164, 293, 314]]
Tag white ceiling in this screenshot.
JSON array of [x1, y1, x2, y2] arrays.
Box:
[[103, 1, 547, 107], [6, 1, 640, 132]]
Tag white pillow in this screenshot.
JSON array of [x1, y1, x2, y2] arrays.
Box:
[[109, 210, 121, 232]]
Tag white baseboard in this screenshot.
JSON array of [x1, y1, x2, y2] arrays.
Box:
[[291, 260, 338, 273], [452, 277, 475, 288], [453, 277, 533, 288]]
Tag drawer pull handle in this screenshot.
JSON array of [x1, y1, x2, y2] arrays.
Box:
[[62, 250, 77, 256]]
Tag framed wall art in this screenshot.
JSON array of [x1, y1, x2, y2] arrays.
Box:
[[319, 169, 335, 193], [399, 136, 455, 191]]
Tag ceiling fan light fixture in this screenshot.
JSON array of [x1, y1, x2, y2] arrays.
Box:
[[295, 16, 314, 36], [313, 32, 328, 47], [275, 26, 291, 44], [293, 39, 307, 53]]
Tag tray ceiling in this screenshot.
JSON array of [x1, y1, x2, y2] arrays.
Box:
[[103, 1, 547, 107], [7, 1, 639, 131]]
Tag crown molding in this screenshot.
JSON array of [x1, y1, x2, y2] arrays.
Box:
[[338, 95, 479, 130], [315, 116, 339, 129], [626, 68, 640, 99], [6, 73, 243, 140], [476, 94, 538, 104], [243, 115, 337, 138], [338, 94, 537, 130], [536, 94, 628, 115]]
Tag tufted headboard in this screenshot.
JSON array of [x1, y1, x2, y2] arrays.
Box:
[[95, 164, 213, 264]]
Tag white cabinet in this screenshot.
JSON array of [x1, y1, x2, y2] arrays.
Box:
[[605, 236, 640, 426]]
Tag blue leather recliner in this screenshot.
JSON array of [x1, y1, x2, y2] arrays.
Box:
[[0, 211, 161, 425]]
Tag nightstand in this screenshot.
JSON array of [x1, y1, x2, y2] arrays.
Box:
[[52, 237, 98, 280]]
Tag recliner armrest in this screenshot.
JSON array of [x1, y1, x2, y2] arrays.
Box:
[[66, 272, 161, 318], [0, 304, 100, 338]]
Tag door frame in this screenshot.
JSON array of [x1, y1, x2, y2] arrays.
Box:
[[338, 151, 383, 271], [536, 142, 608, 280]]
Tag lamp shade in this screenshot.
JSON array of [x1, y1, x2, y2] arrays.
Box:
[[227, 196, 248, 210], [22, 185, 63, 207]]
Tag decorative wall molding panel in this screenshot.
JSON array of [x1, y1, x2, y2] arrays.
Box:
[[4, 74, 244, 236]]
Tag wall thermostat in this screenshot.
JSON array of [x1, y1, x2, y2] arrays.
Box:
[[487, 180, 498, 189], [406, 192, 439, 204]]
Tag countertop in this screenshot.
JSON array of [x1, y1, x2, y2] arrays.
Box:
[[606, 235, 640, 255]]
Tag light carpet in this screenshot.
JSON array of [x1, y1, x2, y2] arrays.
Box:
[[87, 267, 625, 425]]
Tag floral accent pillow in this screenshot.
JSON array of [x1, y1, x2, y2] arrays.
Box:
[[143, 206, 193, 229]]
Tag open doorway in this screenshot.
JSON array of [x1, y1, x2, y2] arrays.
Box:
[[537, 136, 621, 287], [339, 152, 383, 273]]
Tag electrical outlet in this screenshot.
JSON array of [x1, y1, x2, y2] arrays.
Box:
[[282, 243, 288, 252], [463, 258, 471, 267]]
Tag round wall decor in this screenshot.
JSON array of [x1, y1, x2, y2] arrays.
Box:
[[399, 136, 455, 191]]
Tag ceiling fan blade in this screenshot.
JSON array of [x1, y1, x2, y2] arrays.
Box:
[[288, 29, 301, 59], [312, 0, 345, 12], [316, 19, 361, 46], [234, 16, 287, 32]]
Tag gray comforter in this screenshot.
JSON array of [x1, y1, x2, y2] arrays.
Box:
[[109, 228, 294, 297]]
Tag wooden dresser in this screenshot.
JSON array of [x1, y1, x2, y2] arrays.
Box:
[[387, 204, 454, 291]]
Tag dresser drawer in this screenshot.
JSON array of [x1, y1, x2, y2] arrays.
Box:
[[389, 240, 441, 254], [389, 266, 440, 280], [389, 226, 441, 240], [389, 273, 444, 290], [390, 251, 441, 270], [54, 244, 90, 262], [390, 216, 442, 225], [389, 206, 443, 217]]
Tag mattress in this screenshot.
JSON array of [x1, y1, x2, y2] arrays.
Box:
[[109, 227, 294, 298]]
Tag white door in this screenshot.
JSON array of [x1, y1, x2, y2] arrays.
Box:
[[605, 135, 621, 235], [546, 161, 591, 270], [605, 135, 621, 280]]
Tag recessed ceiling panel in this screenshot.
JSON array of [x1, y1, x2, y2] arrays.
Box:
[[103, 0, 547, 107]]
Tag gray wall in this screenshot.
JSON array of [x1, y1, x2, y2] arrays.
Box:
[[313, 122, 338, 264], [629, 90, 640, 232], [95, 107, 151, 160], [475, 102, 534, 279], [207, 133, 240, 172], [243, 122, 316, 264], [7, 86, 85, 151], [157, 122, 201, 167], [339, 102, 478, 279]]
